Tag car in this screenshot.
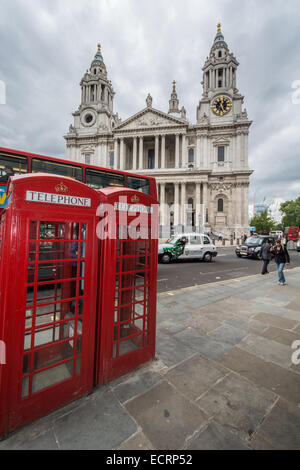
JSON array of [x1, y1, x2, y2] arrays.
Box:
[[235, 235, 275, 259], [158, 233, 218, 264], [296, 240, 300, 252]]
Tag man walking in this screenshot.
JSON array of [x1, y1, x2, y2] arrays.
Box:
[[259, 239, 272, 275]]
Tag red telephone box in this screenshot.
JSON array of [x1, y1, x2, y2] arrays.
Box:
[[95, 188, 159, 385], [0, 174, 99, 437]]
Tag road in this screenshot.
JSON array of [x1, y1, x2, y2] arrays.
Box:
[[157, 247, 300, 293]]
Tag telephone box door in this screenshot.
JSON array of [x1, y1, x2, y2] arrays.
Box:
[[96, 188, 159, 385]]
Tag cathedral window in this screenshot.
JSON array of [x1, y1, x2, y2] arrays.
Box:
[[188, 148, 194, 163], [85, 154, 91, 165], [101, 85, 105, 101], [218, 50, 222, 58], [148, 149, 155, 169], [188, 198, 194, 209], [109, 153, 114, 167], [91, 85, 95, 101], [218, 146, 225, 162], [218, 198, 224, 212]]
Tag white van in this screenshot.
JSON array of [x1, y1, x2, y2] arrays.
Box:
[[158, 233, 217, 264], [270, 230, 283, 239]]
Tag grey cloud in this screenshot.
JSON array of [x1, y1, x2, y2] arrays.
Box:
[[0, 0, 299, 202]]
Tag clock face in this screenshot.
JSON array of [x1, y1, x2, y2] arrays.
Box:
[[211, 96, 232, 116]]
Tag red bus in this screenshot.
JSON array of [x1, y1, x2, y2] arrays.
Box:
[[0, 147, 157, 208], [287, 226, 299, 242]]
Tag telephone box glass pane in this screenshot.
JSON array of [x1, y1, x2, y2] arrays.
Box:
[[32, 362, 73, 394], [22, 220, 88, 399]]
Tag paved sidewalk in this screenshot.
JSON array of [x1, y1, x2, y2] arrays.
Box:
[[1, 268, 300, 450]]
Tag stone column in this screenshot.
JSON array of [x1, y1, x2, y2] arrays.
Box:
[[181, 134, 187, 168], [139, 136, 144, 169], [195, 182, 201, 230], [155, 135, 159, 169], [113, 139, 119, 169], [174, 182, 180, 227], [196, 135, 201, 168], [132, 136, 137, 170], [236, 132, 242, 169], [237, 183, 243, 226], [120, 138, 125, 170], [244, 132, 249, 167], [181, 182, 186, 227], [175, 134, 180, 168], [161, 134, 166, 169], [160, 182, 166, 227], [202, 182, 208, 224]]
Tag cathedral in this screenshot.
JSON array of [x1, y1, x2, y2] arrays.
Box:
[[64, 24, 253, 238]]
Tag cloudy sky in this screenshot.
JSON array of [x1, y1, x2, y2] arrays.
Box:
[[0, 0, 299, 206]]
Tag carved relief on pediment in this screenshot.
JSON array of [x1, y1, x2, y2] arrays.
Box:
[[120, 112, 178, 130]]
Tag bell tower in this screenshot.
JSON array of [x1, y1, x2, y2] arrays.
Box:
[[66, 44, 120, 138], [65, 44, 120, 165], [197, 23, 245, 124]]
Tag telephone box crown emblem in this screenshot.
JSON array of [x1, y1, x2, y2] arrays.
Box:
[[131, 194, 140, 203], [55, 182, 68, 193]]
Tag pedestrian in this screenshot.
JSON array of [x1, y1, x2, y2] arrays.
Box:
[[270, 239, 290, 285], [218, 232, 222, 241], [259, 239, 272, 275]]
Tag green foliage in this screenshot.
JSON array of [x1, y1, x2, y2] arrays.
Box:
[[280, 197, 300, 228], [250, 210, 276, 233]]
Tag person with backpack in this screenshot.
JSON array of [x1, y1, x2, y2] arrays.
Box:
[[270, 239, 290, 285]]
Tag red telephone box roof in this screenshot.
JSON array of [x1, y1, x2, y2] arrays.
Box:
[[6, 173, 100, 212], [97, 187, 159, 206]]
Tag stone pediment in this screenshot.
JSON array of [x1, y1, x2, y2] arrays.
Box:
[[115, 107, 186, 131]]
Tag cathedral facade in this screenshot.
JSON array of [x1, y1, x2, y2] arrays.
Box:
[[65, 24, 253, 238]]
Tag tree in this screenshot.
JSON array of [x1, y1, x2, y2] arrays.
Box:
[[250, 210, 276, 233], [280, 197, 300, 228]]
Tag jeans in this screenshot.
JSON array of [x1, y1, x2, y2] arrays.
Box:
[[277, 263, 286, 283]]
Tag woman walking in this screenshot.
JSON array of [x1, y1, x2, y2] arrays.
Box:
[[270, 239, 290, 285]]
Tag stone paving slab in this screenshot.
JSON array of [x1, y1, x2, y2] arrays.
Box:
[[172, 328, 236, 360], [165, 354, 228, 401], [186, 421, 250, 450], [238, 333, 294, 369], [260, 326, 300, 347], [52, 388, 137, 450], [155, 331, 196, 368], [250, 399, 300, 450], [196, 373, 277, 442], [207, 324, 248, 346], [116, 431, 155, 451], [253, 312, 299, 330], [125, 380, 208, 450], [110, 368, 163, 404], [219, 347, 300, 405]]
